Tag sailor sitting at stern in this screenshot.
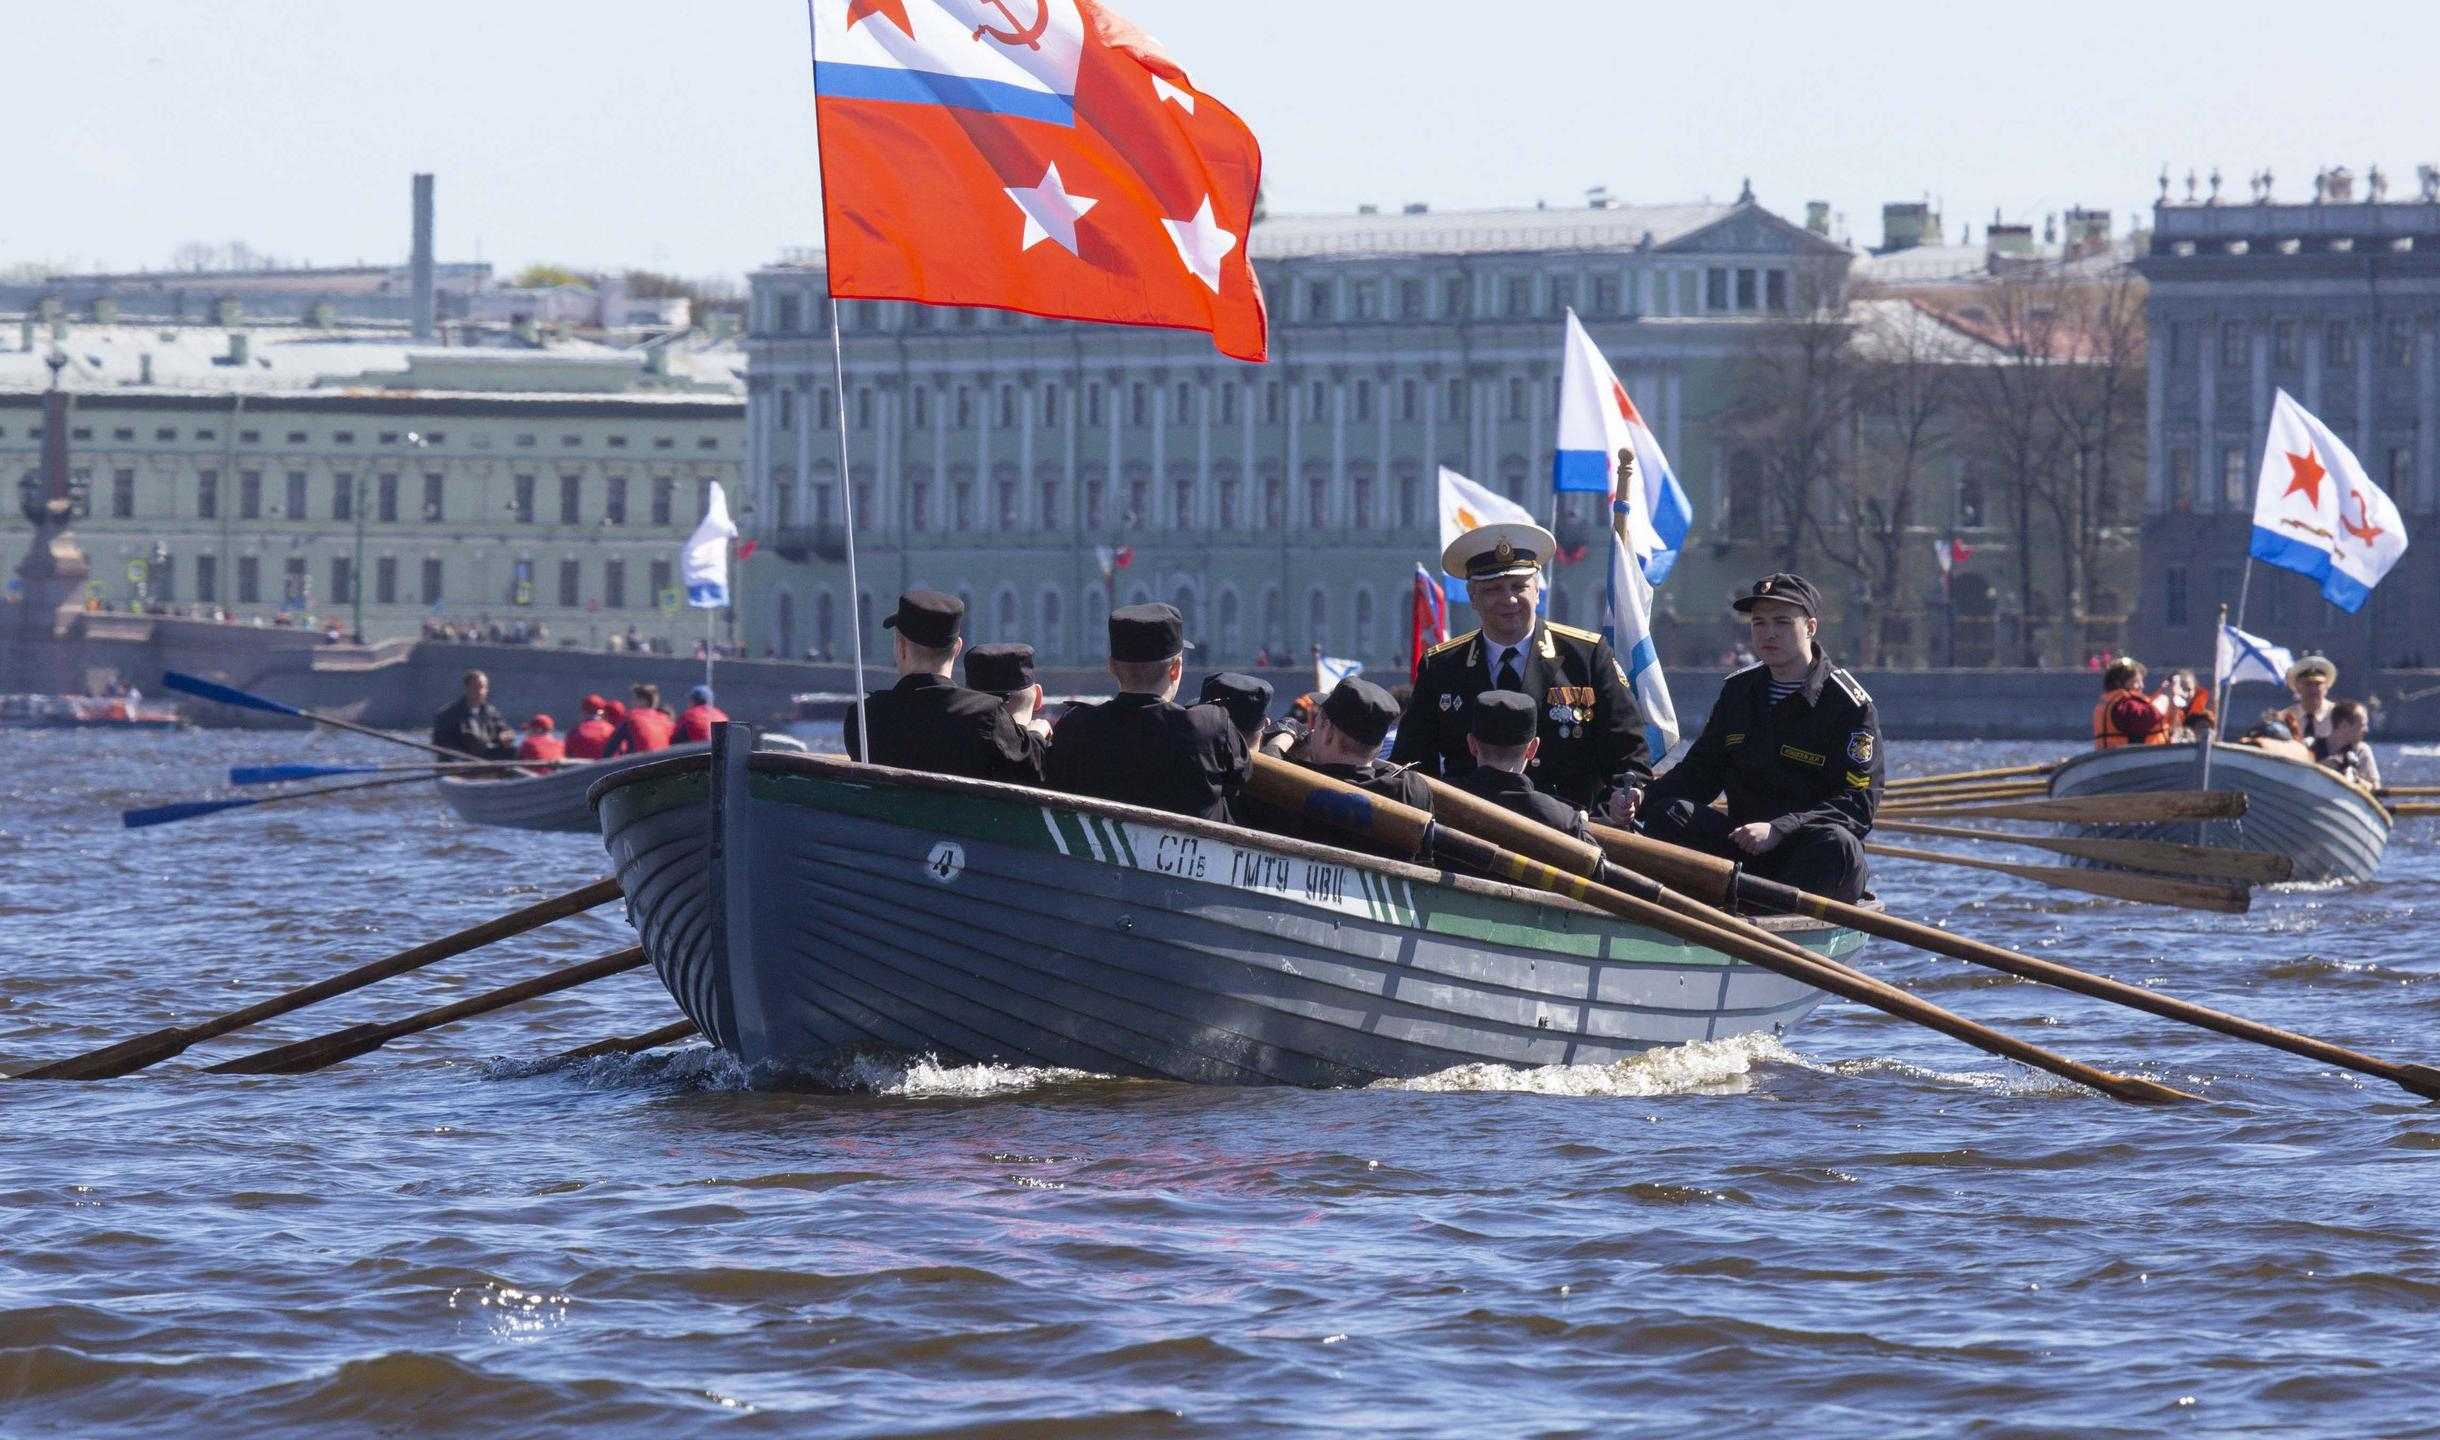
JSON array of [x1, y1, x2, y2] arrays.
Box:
[[1391, 520, 1652, 822], [1639, 573, 1882, 903]]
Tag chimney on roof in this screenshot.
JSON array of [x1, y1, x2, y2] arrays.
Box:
[[89, 298, 118, 325], [227, 332, 251, 367], [1987, 223, 2036, 258], [139, 352, 154, 386], [1357, 204, 1379, 215], [410, 173, 436, 342], [308, 299, 337, 328], [1587, 185, 1616, 210], [2064, 207, 2113, 259], [1805, 201, 1831, 235], [1879, 201, 1943, 254], [213, 297, 242, 327], [1404, 202, 1429, 215]]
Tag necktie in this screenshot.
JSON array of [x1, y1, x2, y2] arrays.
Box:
[[1495, 647, 1522, 693]]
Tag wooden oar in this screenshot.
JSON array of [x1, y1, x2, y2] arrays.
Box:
[[123, 774, 441, 829], [1876, 820, 2296, 885], [1590, 823, 2440, 1104], [550, 1019, 700, 1065], [1866, 842, 2250, 913], [2376, 786, 2440, 799], [2385, 803, 2440, 818], [1874, 783, 2051, 806], [11, 878, 623, 1080], [206, 947, 649, 1075], [163, 670, 475, 762], [232, 759, 580, 785], [1889, 761, 2061, 790], [1881, 791, 2247, 825], [1245, 758, 2191, 1104]]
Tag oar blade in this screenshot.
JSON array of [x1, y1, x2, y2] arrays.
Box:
[[162, 670, 305, 718], [122, 797, 260, 829], [231, 764, 370, 786]]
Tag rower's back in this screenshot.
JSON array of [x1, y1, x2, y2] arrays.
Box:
[[845, 590, 1043, 786], [1045, 604, 1248, 823]]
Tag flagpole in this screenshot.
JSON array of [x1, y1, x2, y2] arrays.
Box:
[[806, 0, 871, 761]]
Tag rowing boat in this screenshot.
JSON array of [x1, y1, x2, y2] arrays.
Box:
[[585, 726, 1869, 1086], [2047, 742, 2390, 885], [438, 732, 807, 833]]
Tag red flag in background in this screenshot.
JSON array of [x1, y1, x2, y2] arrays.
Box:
[[1410, 564, 1448, 682], [813, 0, 1269, 362]]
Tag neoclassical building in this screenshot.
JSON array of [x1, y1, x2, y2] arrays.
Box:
[[740, 193, 1852, 669]]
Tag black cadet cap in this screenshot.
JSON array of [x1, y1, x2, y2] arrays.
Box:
[[884, 589, 964, 649], [1321, 677, 1399, 748], [1198, 672, 1273, 731], [1472, 689, 1538, 746], [1109, 603, 1191, 663], [965, 643, 1035, 696], [1731, 572, 1822, 618]]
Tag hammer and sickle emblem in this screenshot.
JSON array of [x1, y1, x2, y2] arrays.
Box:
[[971, 0, 1050, 49]]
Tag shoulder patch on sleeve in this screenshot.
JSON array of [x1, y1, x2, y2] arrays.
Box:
[[1830, 668, 1871, 707], [1426, 629, 1478, 660]]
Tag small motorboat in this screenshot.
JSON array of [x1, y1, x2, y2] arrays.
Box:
[[0, 694, 183, 730], [585, 727, 1870, 1086], [2047, 742, 2390, 885]]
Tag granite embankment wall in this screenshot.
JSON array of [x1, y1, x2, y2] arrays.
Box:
[[12, 613, 2440, 742]]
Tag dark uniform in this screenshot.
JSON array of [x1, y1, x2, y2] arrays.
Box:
[[1044, 604, 1250, 823], [1239, 677, 1434, 859], [845, 674, 1043, 784], [1446, 689, 1591, 841], [1391, 620, 1652, 810], [432, 697, 514, 759], [845, 590, 1044, 785], [1640, 577, 1881, 902]]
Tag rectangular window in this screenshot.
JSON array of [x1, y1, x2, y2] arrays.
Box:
[[333, 474, 355, 522], [1445, 277, 1470, 318], [286, 471, 308, 520], [1220, 384, 1238, 424], [1353, 380, 1372, 423], [652, 477, 675, 527], [2164, 564, 2189, 629], [2170, 448, 2195, 512], [1736, 269, 1759, 312], [1310, 380, 1328, 423], [2275, 320, 2301, 367], [1042, 382, 1061, 426], [1174, 382, 1192, 425], [239, 470, 263, 520], [237, 556, 260, 604], [557, 559, 580, 608], [1549, 276, 1575, 314], [1130, 384, 1148, 427], [1307, 281, 1333, 320], [2327, 320, 2353, 365], [1506, 376, 1527, 421], [2393, 447, 2414, 495], [776, 294, 801, 333], [649, 559, 673, 608], [282, 557, 308, 606], [420, 473, 444, 523], [111, 469, 134, 519], [1705, 268, 1730, 311], [421, 558, 443, 605], [999, 384, 1016, 427], [331, 558, 354, 607], [605, 476, 628, 526], [1039, 479, 1061, 528], [2389, 318, 2416, 368], [1401, 378, 1418, 422], [1594, 275, 1621, 315], [2221, 320, 2247, 368], [952, 480, 974, 530], [376, 557, 398, 604], [997, 475, 1019, 528], [607, 435, 627, 450], [1505, 276, 1531, 317], [197, 554, 218, 603], [2170, 324, 2196, 364], [1766, 269, 1789, 313], [911, 480, 932, 532], [1085, 479, 1106, 529], [1174, 476, 1194, 529], [1086, 383, 1103, 427], [377, 473, 399, 523], [198, 469, 219, 519], [604, 560, 627, 610], [515, 433, 537, 449], [1399, 278, 1425, 319], [2222, 446, 2248, 508], [957, 387, 973, 428], [1353, 280, 1380, 319], [1446, 377, 1466, 419]]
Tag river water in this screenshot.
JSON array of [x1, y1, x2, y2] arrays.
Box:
[[3, 729, 2437, 1438]]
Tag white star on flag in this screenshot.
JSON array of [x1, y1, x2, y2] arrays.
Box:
[[1005, 163, 1099, 256], [1151, 75, 1196, 112], [1162, 195, 1237, 293]]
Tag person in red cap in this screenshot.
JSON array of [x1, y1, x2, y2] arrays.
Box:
[[565, 695, 615, 761], [675, 684, 728, 744], [516, 714, 566, 771]]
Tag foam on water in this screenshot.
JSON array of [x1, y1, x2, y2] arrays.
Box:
[[1379, 1031, 1799, 1097]]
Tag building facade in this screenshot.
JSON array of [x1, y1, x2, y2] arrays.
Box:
[[2133, 182, 2440, 684], [739, 195, 1853, 672], [1, 324, 744, 647]]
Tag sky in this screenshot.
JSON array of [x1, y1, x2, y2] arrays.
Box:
[[12, 1, 2440, 284]]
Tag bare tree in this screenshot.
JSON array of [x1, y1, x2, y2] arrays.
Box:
[[1725, 310, 1855, 574], [1956, 272, 2075, 665]]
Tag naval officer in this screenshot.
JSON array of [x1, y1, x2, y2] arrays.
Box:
[[1638, 572, 1880, 902], [1390, 521, 1653, 820]]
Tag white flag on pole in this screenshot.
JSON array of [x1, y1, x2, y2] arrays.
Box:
[[2215, 623, 2295, 690], [1316, 654, 1364, 695], [2250, 389, 2408, 613], [683, 482, 739, 609], [1437, 465, 1538, 602], [1603, 527, 1680, 756]]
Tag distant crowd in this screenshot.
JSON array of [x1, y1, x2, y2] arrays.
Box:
[[429, 670, 729, 771]]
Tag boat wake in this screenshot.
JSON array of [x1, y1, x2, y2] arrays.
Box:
[[497, 1041, 1111, 1099], [1376, 1032, 1802, 1097]]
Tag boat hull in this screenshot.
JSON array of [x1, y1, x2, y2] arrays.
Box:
[[440, 734, 803, 832], [592, 743, 1866, 1087], [2048, 743, 2390, 884]]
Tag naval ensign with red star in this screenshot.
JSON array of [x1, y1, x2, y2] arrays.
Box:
[[811, 0, 1269, 362]]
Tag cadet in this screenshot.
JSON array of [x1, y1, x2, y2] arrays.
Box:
[[1449, 690, 1590, 840], [1196, 672, 1276, 754], [1240, 677, 1435, 858], [845, 590, 1044, 785], [964, 642, 1053, 768], [1046, 603, 1249, 822], [1392, 521, 1651, 820], [1639, 573, 1880, 902]]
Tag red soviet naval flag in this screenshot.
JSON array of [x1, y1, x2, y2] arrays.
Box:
[[812, 0, 1269, 362]]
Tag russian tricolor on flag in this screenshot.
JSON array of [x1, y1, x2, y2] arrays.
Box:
[[1554, 309, 1692, 584]]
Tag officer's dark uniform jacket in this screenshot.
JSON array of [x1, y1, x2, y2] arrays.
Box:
[[1390, 621, 1652, 810], [1045, 692, 1249, 823], [1642, 648, 1882, 845], [1241, 758, 1434, 860], [1451, 765, 1590, 841], [432, 698, 515, 759], [845, 673, 1044, 785]]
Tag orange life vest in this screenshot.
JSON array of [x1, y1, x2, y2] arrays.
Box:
[[2092, 688, 2165, 749]]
